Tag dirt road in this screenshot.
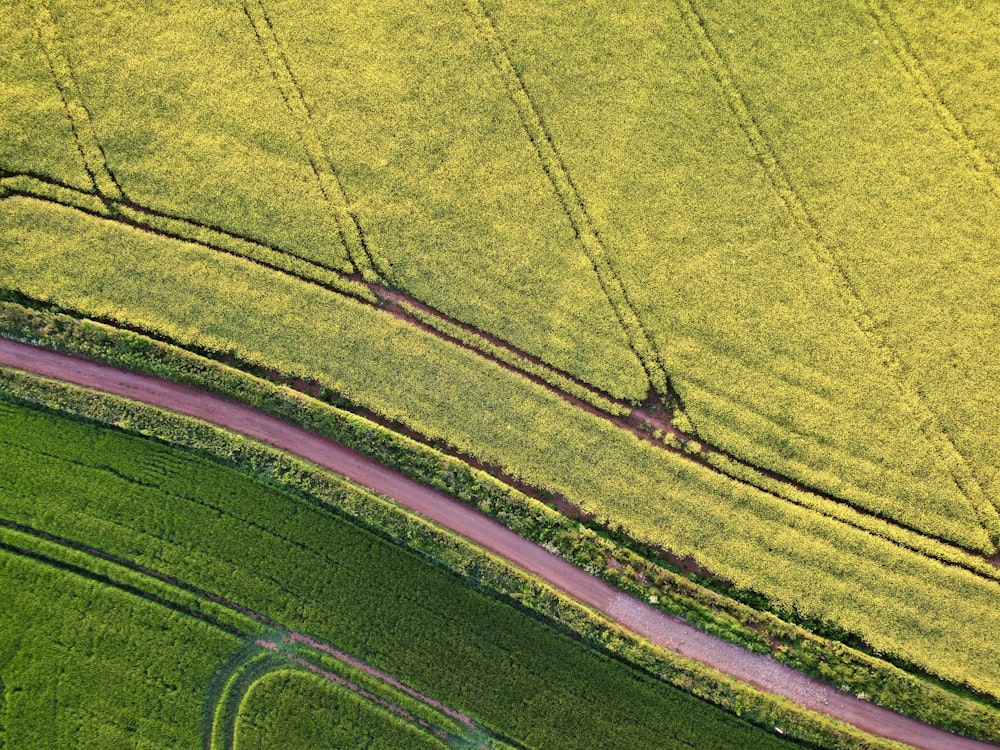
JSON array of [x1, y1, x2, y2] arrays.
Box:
[[0, 338, 994, 750]]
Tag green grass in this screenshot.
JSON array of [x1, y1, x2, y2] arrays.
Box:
[[0, 396, 803, 750]]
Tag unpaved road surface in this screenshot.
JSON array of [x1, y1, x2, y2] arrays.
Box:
[[0, 339, 994, 750]]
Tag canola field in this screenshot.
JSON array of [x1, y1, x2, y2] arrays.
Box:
[[1, 0, 998, 745]]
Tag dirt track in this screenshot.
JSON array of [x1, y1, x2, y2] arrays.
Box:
[[0, 338, 995, 750]]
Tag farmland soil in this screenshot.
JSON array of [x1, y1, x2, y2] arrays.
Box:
[[0, 338, 995, 750]]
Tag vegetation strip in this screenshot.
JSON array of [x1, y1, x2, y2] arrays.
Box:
[[3, 270, 992, 582], [6, 172, 991, 566], [0, 173, 373, 302], [670, 0, 999, 548], [8, 172, 990, 568], [3, 347, 998, 748]]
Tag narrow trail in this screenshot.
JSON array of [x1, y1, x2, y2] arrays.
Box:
[[5, 177, 996, 580], [1, 340, 996, 750]]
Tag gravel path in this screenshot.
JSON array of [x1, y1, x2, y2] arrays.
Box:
[[0, 338, 995, 750]]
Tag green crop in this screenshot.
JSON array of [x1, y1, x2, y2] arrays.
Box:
[[233, 670, 447, 750], [0, 396, 801, 750], [0, 548, 239, 749]]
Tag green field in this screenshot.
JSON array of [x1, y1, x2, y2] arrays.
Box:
[[1, 0, 998, 745], [0, 395, 805, 750]]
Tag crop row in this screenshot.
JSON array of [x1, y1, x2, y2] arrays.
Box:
[[681, 0, 998, 543], [240, 0, 382, 284], [0, 394, 814, 750], [397, 299, 628, 416], [0, 173, 371, 300], [35, 0, 356, 272], [0, 1, 92, 191], [2, 198, 999, 704], [2, 313, 999, 744]]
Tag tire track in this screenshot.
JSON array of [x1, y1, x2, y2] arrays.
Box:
[[2, 345, 998, 749], [33, 0, 123, 202], [0, 173, 374, 303], [463, 0, 679, 406], [242, 0, 389, 283], [671, 0, 1000, 550], [865, 0, 1000, 200], [0, 174, 627, 411]]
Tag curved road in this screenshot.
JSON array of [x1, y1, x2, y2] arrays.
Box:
[[0, 339, 994, 750]]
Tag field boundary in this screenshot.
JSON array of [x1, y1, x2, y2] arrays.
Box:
[[670, 0, 1000, 549], [866, 0, 999, 199]]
